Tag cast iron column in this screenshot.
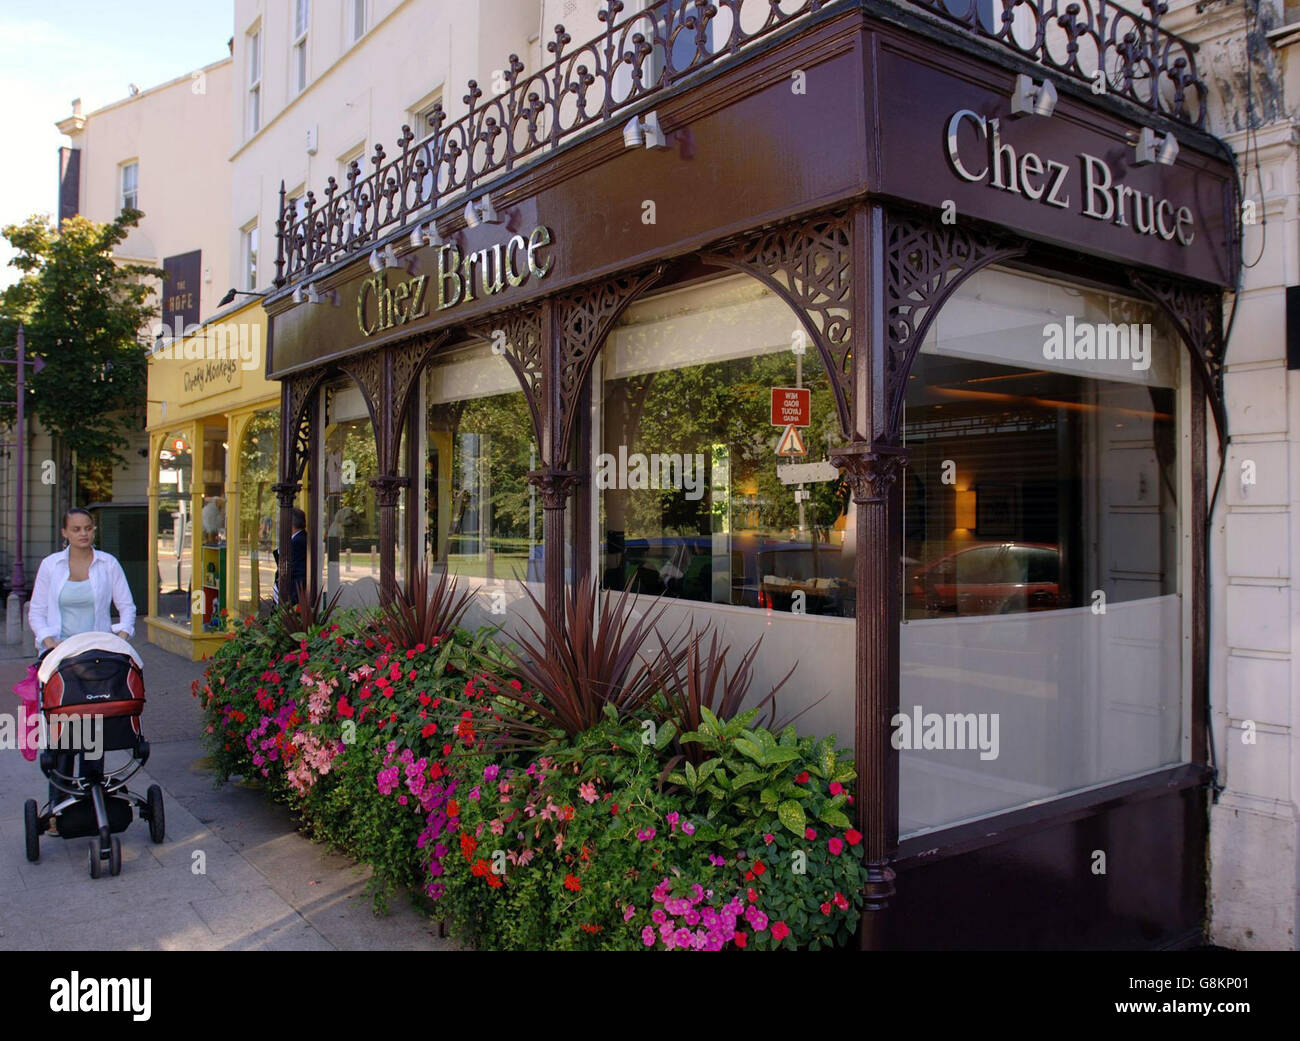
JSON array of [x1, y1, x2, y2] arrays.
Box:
[[530, 468, 581, 631], [830, 441, 906, 949], [371, 475, 406, 604]]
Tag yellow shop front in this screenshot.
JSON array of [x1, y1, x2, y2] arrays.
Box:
[[144, 301, 292, 659]]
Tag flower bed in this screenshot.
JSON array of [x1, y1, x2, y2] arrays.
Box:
[[197, 581, 870, 949]]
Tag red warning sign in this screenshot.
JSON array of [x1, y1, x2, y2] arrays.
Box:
[[770, 387, 811, 427]]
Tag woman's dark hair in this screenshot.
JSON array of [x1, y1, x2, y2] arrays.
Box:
[[62, 507, 94, 528]]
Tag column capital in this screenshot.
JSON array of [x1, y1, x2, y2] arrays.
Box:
[[271, 481, 301, 509], [368, 474, 409, 509], [527, 467, 582, 510], [829, 442, 908, 504]]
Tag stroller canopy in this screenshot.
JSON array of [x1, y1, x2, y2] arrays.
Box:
[[38, 631, 143, 685]]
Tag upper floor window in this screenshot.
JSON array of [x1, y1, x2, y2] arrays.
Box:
[[247, 28, 262, 135], [120, 161, 138, 212], [292, 0, 309, 95], [350, 0, 367, 43], [241, 222, 259, 292]]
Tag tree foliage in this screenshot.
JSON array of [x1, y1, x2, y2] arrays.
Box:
[[0, 210, 162, 465]]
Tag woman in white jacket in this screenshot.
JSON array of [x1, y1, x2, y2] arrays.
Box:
[[28, 507, 137, 652]]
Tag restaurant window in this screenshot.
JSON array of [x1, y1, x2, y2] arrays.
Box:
[[599, 274, 853, 741], [119, 161, 138, 213], [319, 378, 404, 606], [235, 408, 280, 617], [899, 266, 1186, 836], [156, 431, 193, 628], [421, 342, 541, 629]]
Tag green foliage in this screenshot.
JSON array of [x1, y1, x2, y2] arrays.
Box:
[[0, 211, 162, 465]]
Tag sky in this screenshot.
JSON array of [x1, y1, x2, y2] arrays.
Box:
[[0, 0, 234, 289]]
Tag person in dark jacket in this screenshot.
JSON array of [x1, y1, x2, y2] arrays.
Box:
[[290, 508, 308, 596]]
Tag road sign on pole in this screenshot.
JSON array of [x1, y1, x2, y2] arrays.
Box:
[[770, 387, 811, 427], [776, 425, 806, 456]]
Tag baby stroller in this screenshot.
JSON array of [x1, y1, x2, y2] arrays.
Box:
[[22, 631, 165, 877]]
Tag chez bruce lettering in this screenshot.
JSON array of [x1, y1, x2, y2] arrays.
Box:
[[944, 109, 1194, 246], [357, 225, 554, 336]]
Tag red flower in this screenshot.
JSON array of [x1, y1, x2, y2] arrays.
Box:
[[805, 827, 817, 840], [833, 891, 850, 911], [564, 873, 582, 892], [746, 887, 758, 903], [336, 697, 354, 719], [820, 902, 832, 915], [753, 860, 766, 876], [485, 872, 503, 889], [406, 649, 416, 660], [460, 832, 477, 859], [744, 870, 755, 882], [771, 921, 790, 941], [732, 931, 747, 949], [794, 771, 810, 784], [828, 838, 844, 856], [845, 828, 862, 846], [611, 803, 619, 816], [829, 781, 844, 796], [421, 723, 438, 739], [447, 800, 460, 818]]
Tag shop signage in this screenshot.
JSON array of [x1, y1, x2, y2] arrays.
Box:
[[771, 387, 811, 427], [162, 250, 201, 329], [181, 357, 242, 401], [777, 461, 839, 485], [357, 225, 555, 337], [944, 109, 1195, 245]]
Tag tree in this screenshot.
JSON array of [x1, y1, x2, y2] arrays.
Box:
[[0, 210, 162, 468]]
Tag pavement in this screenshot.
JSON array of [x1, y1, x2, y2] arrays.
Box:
[[0, 629, 455, 951]]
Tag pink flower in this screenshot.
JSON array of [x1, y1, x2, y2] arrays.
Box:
[[624, 905, 637, 922], [484, 764, 500, 781], [828, 837, 844, 856], [805, 827, 817, 840], [829, 781, 844, 795], [681, 820, 695, 835], [771, 921, 791, 941], [578, 781, 598, 804], [642, 926, 656, 947], [763, 833, 775, 845], [636, 827, 657, 842]]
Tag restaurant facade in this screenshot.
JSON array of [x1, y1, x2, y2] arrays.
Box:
[[261, 0, 1241, 948]]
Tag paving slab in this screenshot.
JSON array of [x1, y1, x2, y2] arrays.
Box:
[[0, 634, 456, 951]]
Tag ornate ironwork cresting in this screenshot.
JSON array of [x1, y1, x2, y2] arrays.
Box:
[[702, 213, 855, 438], [910, 0, 1205, 127], [271, 0, 1206, 290]]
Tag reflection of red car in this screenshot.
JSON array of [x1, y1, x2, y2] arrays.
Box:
[[907, 542, 1061, 617]]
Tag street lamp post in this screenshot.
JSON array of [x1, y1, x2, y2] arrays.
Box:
[[2, 324, 44, 644]]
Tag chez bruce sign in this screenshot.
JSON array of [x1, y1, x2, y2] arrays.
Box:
[[875, 42, 1235, 288], [356, 225, 554, 337]]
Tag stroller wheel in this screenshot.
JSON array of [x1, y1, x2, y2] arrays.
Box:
[[146, 785, 165, 844], [23, 800, 40, 862], [109, 836, 122, 877], [87, 841, 102, 879]]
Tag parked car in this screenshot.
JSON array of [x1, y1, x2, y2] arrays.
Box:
[[907, 542, 1061, 617]]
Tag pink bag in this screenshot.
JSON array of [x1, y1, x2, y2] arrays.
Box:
[[12, 663, 40, 761]]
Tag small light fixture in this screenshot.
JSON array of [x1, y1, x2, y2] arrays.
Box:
[[623, 110, 669, 149], [409, 221, 444, 249], [955, 488, 977, 531], [367, 242, 402, 272], [1134, 126, 1179, 166], [463, 192, 501, 228], [292, 282, 337, 305], [1010, 74, 1058, 118]]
